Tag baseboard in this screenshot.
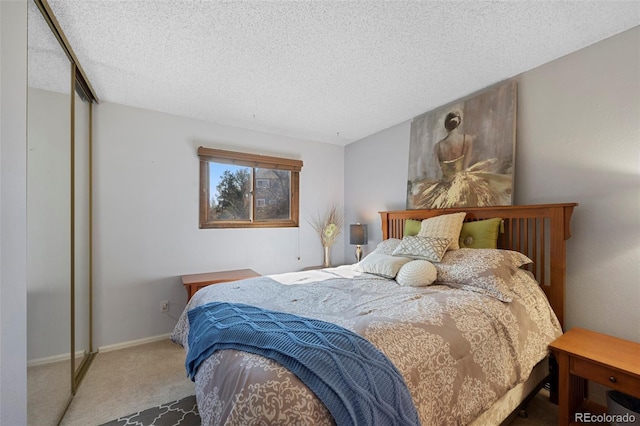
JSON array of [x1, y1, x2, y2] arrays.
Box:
[[28, 350, 88, 367], [97, 333, 172, 353]]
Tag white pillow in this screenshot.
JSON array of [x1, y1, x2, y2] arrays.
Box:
[[355, 253, 412, 278], [370, 238, 402, 255], [396, 260, 438, 287], [418, 212, 467, 250]]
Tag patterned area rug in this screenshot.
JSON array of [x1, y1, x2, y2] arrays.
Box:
[[99, 395, 200, 426]]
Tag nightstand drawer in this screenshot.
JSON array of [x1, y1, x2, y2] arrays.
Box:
[[571, 357, 639, 397]]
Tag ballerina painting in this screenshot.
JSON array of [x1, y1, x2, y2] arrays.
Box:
[[407, 80, 516, 209]]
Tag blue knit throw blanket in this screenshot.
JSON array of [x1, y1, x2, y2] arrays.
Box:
[[186, 302, 420, 426]]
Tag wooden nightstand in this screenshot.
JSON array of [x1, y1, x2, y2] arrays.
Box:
[[181, 269, 260, 301], [549, 327, 640, 426]]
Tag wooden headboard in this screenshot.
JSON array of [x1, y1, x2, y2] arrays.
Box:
[[380, 203, 577, 329]]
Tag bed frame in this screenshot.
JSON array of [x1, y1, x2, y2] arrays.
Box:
[[380, 203, 577, 330]]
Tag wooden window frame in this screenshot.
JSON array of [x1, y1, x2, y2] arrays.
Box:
[[198, 147, 302, 229]]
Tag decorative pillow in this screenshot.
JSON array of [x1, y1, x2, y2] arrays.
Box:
[[396, 260, 438, 287], [392, 236, 451, 262], [434, 248, 533, 302], [417, 212, 466, 250], [403, 219, 422, 237], [370, 238, 402, 256], [458, 218, 503, 249], [355, 253, 412, 278]]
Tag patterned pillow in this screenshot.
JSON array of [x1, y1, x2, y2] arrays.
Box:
[[396, 260, 438, 287], [355, 253, 412, 278], [434, 249, 533, 302], [370, 238, 402, 255], [392, 236, 451, 262], [417, 212, 466, 250]]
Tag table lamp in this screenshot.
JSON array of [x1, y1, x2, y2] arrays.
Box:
[[349, 223, 368, 262]]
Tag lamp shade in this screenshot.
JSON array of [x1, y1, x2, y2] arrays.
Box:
[[349, 224, 368, 245]]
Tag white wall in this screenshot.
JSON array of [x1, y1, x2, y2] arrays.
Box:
[[0, 1, 28, 424], [344, 27, 640, 342], [516, 27, 639, 341], [93, 102, 344, 347], [343, 121, 411, 251]]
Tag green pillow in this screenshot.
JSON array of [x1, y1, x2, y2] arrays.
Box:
[[458, 218, 503, 249], [404, 219, 422, 236]]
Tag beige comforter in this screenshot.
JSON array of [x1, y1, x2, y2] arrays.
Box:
[[172, 265, 561, 425]]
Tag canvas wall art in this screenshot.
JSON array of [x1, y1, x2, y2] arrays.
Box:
[[406, 80, 517, 209]]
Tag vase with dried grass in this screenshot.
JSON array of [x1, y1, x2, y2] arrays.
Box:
[[309, 204, 343, 268]]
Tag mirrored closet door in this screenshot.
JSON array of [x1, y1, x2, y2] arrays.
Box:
[[27, 1, 72, 423], [27, 1, 97, 424]]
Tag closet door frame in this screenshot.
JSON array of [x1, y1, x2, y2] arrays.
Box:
[[70, 63, 95, 394]]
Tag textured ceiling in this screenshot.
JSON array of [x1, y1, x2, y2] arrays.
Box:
[[28, 1, 71, 95], [35, 1, 640, 145]]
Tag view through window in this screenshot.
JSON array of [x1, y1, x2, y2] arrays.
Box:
[[199, 147, 302, 228]]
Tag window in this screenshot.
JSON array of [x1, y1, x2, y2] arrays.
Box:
[[198, 147, 303, 229], [255, 179, 270, 188]]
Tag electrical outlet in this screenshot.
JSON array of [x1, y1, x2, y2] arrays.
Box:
[[160, 300, 169, 313]]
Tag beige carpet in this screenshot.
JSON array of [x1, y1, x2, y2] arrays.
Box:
[[59, 339, 194, 426], [53, 337, 557, 425], [28, 359, 73, 426]]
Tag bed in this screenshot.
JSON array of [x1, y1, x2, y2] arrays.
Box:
[[172, 203, 576, 425]]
